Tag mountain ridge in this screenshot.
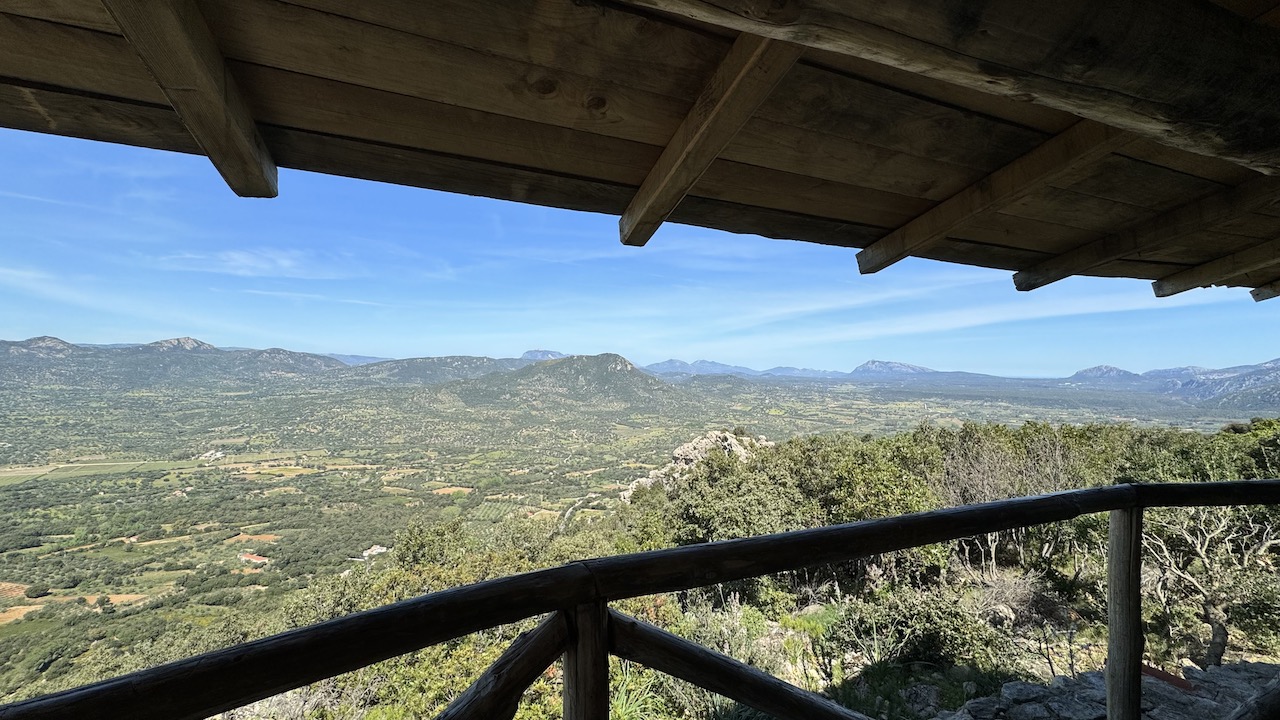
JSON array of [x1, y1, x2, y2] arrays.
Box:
[[4, 337, 1280, 410]]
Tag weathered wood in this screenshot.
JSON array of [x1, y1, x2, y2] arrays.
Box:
[[1057, 154, 1227, 213], [435, 613, 568, 720], [0, 0, 116, 32], [609, 610, 871, 720], [610, 0, 1280, 173], [100, 0, 276, 197], [0, 564, 597, 720], [1251, 279, 1280, 302], [1106, 507, 1143, 720], [621, 33, 801, 246], [1014, 176, 1280, 290], [1133, 479, 1280, 508], [0, 83, 195, 153], [857, 120, 1132, 273], [1152, 236, 1280, 296], [564, 602, 609, 720]]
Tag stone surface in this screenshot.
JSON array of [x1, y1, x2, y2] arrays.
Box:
[[928, 662, 1278, 720]]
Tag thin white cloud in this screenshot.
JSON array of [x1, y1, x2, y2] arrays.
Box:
[[241, 289, 399, 308], [152, 249, 357, 279], [0, 265, 284, 341], [771, 287, 1245, 346]]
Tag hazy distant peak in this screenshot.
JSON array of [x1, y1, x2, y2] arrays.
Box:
[[852, 360, 935, 374], [25, 336, 75, 350], [1141, 366, 1211, 378], [147, 337, 218, 352], [1071, 365, 1137, 379], [520, 349, 567, 361], [550, 352, 635, 372], [5, 336, 80, 357]]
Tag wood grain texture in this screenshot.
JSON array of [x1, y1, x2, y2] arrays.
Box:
[[610, 0, 1280, 173], [1152, 236, 1280, 296], [621, 33, 802, 246], [1251, 279, 1280, 301], [100, 0, 276, 197], [435, 613, 568, 720], [857, 120, 1131, 273], [564, 602, 609, 720], [609, 610, 872, 720], [1014, 176, 1280, 290], [1106, 508, 1143, 720], [0, 83, 194, 153]]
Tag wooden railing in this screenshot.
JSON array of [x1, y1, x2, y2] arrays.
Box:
[[2, 480, 1279, 720]]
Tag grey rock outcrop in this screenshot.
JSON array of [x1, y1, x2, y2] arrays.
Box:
[[933, 662, 1278, 720], [620, 430, 772, 501]]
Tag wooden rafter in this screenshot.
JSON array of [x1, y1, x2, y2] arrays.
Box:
[[856, 120, 1131, 274], [1152, 236, 1280, 296], [1014, 176, 1280, 291], [1251, 279, 1280, 302], [620, 32, 802, 247], [100, 0, 277, 197], [610, 0, 1280, 173]]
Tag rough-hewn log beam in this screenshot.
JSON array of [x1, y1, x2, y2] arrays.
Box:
[[1151, 236, 1280, 296], [857, 120, 1131, 274], [609, 610, 872, 720], [100, 0, 277, 197], [1251, 279, 1280, 302], [611, 0, 1280, 173], [1106, 507, 1143, 720], [1014, 176, 1280, 291], [620, 33, 802, 246], [564, 602, 609, 720], [435, 613, 568, 720]]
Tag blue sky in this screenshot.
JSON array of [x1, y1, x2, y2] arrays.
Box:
[[1, 128, 1276, 377]]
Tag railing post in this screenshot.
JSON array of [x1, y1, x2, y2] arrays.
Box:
[[1106, 506, 1143, 720], [564, 601, 609, 720]]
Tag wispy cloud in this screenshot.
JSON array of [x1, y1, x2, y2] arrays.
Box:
[[241, 289, 399, 308], [151, 249, 358, 279], [0, 265, 284, 341]]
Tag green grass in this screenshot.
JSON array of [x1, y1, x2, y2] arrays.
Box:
[[0, 472, 44, 486]]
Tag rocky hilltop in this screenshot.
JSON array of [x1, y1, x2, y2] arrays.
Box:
[[621, 429, 772, 501]]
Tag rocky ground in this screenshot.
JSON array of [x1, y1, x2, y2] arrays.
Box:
[[927, 662, 1279, 720]]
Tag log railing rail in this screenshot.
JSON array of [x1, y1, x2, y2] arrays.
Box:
[[2, 480, 1279, 720]]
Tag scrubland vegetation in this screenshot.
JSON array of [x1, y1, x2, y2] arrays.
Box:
[[2, 420, 1278, 718]]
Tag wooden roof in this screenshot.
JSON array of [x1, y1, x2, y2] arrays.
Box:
[[3, 0, 1280, 299]]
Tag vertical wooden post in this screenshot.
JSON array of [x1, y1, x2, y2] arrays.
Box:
[[564, 601, 609, 720], [1107, 507, 1143, 720]]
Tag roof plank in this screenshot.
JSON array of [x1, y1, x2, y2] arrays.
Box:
[[857, 120, 1132, 274], [1014, 176, 1280, 290], [1151, 237, 1280, 296], [621, 33, 802, 247], [100, 0, 276, 197], [614, 0, 1280, 173], [1251, 280, 1280, 302]]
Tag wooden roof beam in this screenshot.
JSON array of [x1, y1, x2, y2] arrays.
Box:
[[100, 0, 277, 197], [856, 120, 1131, 274], [612, 0, 1280, 174], [1152, 237, 1280, 297], [620, 33, 802, 247], [1014, 176, 1280, 291], [1251, 279, 1280, 302]]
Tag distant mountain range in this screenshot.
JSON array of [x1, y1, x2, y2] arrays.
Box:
[[4, 336, 1280, 412]]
